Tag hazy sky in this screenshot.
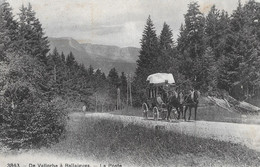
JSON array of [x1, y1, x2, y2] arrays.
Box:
[[7, 0, 249, 47]]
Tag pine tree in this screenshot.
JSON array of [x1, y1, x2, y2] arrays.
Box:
[[108, 68, 120, 88], [61, 52, 65, 63], [159, 22, 174, 50], [218, 0, 260, 98], [17, 4, 27, 52], [0, 3, 9, 90], [236, 0, 260, 97], [0, 4, 6, 59], [133, 15, 159, 106], [194, 47, 218, 91], [91, 68, 109, 112], [47, 47, 66, 95], [205, 5, 227, 58], [203, 6, 231, 92], [183, 2, 205, 59], [91, 68, 107, 94], [31, 17, 49, 63], [217, 10, 230, 57], [0, 1, 18, 52], [94, 69, 107, 88], [158, 22, 175, 72], [230, 0, 245, 33], [137, 15, 159, 72], [17, 3, 49, 63], [107, 68, 120, 106], [177, 24, 187, 56], [88, 65, 94, 76], [177, 2, 205, 89], [66, 51, 76, 67], [243, 0, 260, 41]]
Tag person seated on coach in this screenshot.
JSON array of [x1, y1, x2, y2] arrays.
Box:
[[167, 91, 173, 104], [156, 94, 164, 107]]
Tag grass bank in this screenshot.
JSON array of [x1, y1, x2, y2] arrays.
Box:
[[47, 114, 260, 167]]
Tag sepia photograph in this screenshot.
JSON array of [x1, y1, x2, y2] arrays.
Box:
[[1, 0, 260, 166]]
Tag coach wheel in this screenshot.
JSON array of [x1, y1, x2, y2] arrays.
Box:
[[153, 107, 159, 121], [161, 109, 167, 120], [142, 103, 148, 119]]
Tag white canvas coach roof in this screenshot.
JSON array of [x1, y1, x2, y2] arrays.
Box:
[[146, 73, 175, 84]]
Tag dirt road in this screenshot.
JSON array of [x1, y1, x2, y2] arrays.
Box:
[[85, 113, 260, 152]]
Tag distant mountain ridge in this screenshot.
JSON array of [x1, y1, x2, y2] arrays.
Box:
[[48, 37, 140, 74]]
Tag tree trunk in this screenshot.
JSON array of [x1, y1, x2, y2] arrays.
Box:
[[54, 65, 57, 82]]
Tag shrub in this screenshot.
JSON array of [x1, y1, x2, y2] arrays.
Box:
[[0, 85, 66, 149], [0, 53, 67, 150]]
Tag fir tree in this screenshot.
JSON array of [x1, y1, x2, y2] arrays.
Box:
[[205, 5, 225, 58], [120, 72, 127, 102], [108, 67, 120, 88], [93, 68, 107, 92], [47, 47, 66, 95], [177, 24, 187, 56], [158, 22, 175, 72], [230, 0, 245, 33], [0, 1, 18, 52], [0, 4, 6, 59], [159, 22, 174, 50], [61, 52, 65, 63], [88, 65, 94, 76], [17, 3, 49, 63], [177, 2, 205, 89], [194, 47, 218, 91], [183, 2, 205, 59], [66, 51, 76, 67], [218, 0, 260, 98], [107, 68, 120, 105], [133, 15, 159, 106], [217, 10, 230, 57]]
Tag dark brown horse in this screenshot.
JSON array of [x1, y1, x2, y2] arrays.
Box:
[[183, 90, 200, 121]]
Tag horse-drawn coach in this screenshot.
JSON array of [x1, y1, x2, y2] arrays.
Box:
[[142, 73, 177, 120], [142, 73, 200, 121]]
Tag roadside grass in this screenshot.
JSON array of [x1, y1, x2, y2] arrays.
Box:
[[48, 115, 260, 167]]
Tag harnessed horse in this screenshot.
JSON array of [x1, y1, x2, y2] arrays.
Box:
[[167, 91, 184, 120], [183, 90, 200, 121]]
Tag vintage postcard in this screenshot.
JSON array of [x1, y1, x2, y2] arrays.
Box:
[[1, 0, 260, 166]]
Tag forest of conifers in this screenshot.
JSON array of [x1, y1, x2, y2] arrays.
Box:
[[133, 1, 260, 105], [0, 0, 260, 149]]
